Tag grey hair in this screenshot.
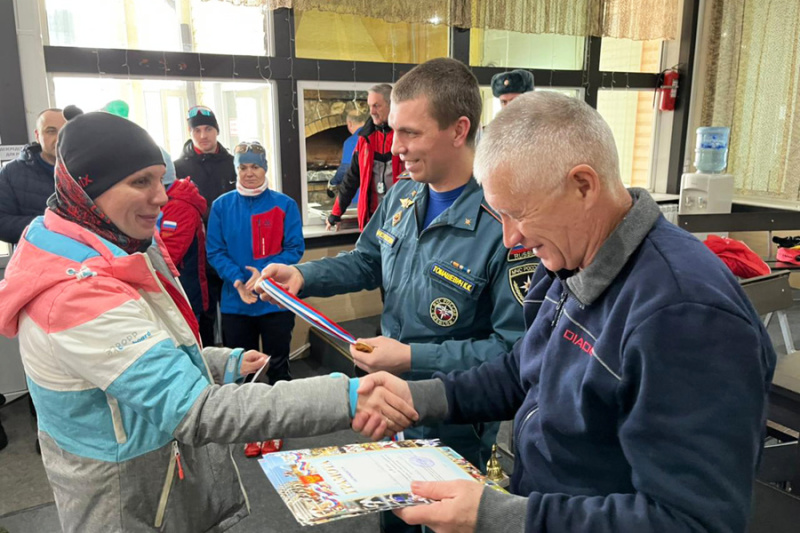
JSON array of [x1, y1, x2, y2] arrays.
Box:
[[475, 92, 622, 196], [368, 83, 393, 104], [346, 110, 367, 124]]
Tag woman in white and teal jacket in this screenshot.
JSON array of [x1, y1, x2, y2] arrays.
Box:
[[0, 112, 410, 532]]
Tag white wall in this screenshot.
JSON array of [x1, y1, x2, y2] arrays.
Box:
[[13, 0, 54, 139]]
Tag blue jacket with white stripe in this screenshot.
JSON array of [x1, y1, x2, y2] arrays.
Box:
[[440, 190, 776, 532]]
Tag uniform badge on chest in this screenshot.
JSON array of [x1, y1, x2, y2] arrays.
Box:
[[508, 263, 538, 305], [429, 297, 459, 327], [392, 210, 403, 226]]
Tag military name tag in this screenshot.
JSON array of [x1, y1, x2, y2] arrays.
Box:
[[507, 246, 536, 262], [430, 263, 474, 294], [376, 228, 397, 246], [509, 263, 538, 305]]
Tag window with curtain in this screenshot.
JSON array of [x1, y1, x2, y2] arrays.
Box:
[[469, 29, 585, 70], [478, 87, 582, 127], [52, 76, 280, 189], [700, 0, 800, 201], [44, 0, 270, 55], [599, 38, 662, 73], [293, 10, 449, 63], [597, 90, 656, 189]]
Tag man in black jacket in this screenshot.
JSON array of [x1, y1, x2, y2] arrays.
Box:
[[174, 105, 236, 347], [0, 108, 65, 244], [174, 106, 236, 219]]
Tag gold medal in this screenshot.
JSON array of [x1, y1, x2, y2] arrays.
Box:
[[400, 197, 414, 209], [392, 211, 403, 226]]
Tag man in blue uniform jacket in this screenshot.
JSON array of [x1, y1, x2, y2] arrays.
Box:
[[262, 58, 536, 487], [350, 91, 777, 533]]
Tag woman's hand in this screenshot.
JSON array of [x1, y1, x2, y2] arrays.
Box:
[[234, 279, 258, 304], [241, 350, 269, 375], [244, 266, 262, 292]]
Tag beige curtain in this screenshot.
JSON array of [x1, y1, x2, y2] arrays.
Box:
[[205, 0, 678, 40], [700, 0, 800, 200]]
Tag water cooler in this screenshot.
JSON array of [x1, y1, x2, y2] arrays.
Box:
[[679, 172, 734, 215], [678, 127, 734, 236]]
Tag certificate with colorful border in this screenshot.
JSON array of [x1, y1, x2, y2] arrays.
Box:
[[259, 439, 505, 526]]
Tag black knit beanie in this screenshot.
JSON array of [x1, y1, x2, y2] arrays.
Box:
[[57, 112, 165, 200], [187, 106, 220, 132]]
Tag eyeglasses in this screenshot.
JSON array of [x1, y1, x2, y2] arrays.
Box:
[[187, 106, 213, 118], [235, 141, 266, 155]]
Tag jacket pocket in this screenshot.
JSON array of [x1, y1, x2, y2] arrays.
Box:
[[106, 395, 127, 445], [251, 208, 284, 260], [377, 224, 402, 289], [426, 261, 485, 300], [514, 405, 539, 454], [418, 260, 486, 330], [154, 441, 182, 528]]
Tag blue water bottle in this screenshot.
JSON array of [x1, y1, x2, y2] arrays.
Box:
[[694, 127, 730, 173]]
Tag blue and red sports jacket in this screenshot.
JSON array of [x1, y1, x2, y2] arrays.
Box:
[[331, 119, 404, 230], [207, 188, 304, 316]]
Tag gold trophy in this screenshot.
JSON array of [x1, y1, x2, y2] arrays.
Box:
[[486, 444, 509, 488]]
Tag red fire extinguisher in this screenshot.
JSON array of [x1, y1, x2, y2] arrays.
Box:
[[657, 68, 679, 111]]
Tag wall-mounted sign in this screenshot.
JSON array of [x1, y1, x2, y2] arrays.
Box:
[[0, 145, 25, 167]]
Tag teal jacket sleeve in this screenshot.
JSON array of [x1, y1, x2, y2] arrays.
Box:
[[206, 199, 247, 285], [295, 196, 387, 297], [409, 245, 531, 377]]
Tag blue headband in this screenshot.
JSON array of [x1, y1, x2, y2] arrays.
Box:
[[234, 149, 268, 172]]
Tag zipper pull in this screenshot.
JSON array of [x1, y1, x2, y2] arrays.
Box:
[[173, 441, 185, 480], [551, 289, 568, 328]]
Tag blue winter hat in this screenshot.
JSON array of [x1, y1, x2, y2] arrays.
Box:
[[160, 147, 177, 188], [233, 141, 268, 172]]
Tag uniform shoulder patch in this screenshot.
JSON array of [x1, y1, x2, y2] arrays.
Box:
[[398, 171, 412, 180], [507, 246, 536, 262], [509, 263, 538, 305]]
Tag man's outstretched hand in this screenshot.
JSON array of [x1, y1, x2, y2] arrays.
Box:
[[352, 371, 417, 440], [256, 264, 304, 305]]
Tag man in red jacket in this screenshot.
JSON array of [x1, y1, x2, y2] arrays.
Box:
[[327, 84, 404, 231]]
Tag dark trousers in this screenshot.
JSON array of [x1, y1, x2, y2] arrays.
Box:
[[222, 312, 295, 384], [199, 269, 222, 348]]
